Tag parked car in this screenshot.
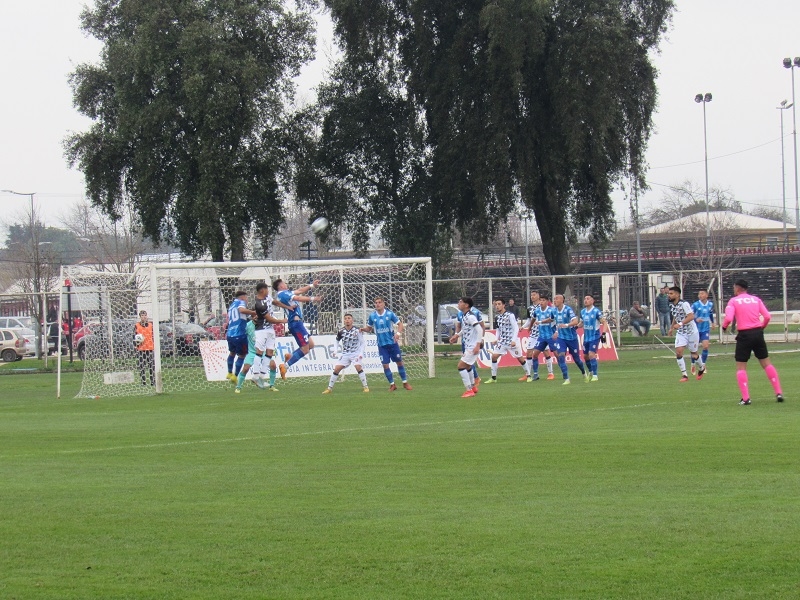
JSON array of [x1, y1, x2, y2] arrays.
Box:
[[0, 328, 32, 362], [202, 315, 228, 340], [0, 316, 34, 330], [407, 304, 460, 337], [163, 322, 216, 356]]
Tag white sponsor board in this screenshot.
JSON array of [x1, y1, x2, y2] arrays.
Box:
[[103, 371, 136, 385], [199, 334, 397, 382]]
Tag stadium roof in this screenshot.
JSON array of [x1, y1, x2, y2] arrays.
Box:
[[639, 210, 787, 235]]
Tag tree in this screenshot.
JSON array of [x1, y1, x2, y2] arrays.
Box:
[[65, 0, 316, 261], [322, 0, 674, 275]]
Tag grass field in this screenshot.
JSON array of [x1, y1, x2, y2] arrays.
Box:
[[2, 347, 800, 599]]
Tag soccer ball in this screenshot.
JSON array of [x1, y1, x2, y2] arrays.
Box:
[[134, 333, 145, 345], [310, 217, 329, 234], [792, 313, 800, 324]]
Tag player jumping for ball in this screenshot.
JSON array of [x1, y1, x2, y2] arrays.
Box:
[[273, 278, 323, 378]]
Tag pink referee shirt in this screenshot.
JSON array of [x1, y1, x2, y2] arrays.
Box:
[[722, 293, 771, 331]]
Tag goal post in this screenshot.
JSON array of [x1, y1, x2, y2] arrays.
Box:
[[60, 258, 434, 398]]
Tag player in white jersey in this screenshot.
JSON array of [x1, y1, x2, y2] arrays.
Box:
[[455, 297, 484, 398], [251, 282, 290, 390], [522, 290, 555, 380], [323, 314, 370, 394], [668, 285, 705, 382], [484, 298, 530, 383]]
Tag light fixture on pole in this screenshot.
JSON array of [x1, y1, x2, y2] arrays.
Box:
[[694, 93, 712, 249], [783, 57, 800, 244], [2, 189, 43, 359], [778, 99, 793, 247]]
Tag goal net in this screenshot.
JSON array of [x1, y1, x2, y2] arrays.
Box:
[[60, 258, 434, 398]]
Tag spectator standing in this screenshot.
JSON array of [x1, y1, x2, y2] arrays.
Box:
[[507, 298, 520, 321], [655, 286, 671, 335]]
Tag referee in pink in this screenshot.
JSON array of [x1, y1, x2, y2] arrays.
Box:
[[721, 279, 783, 405]]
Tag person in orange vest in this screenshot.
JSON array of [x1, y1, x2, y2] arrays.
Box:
[[135, 310, 155, 386]]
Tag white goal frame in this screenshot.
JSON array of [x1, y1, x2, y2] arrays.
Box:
[[58, 257, 434, 398]]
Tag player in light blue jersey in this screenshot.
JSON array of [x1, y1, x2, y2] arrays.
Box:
[[450, 304, 484, 383], [580, 295, 607, 381], [362, 296, 411, 391], [235, 319, 263, 393], [552, 294, 588, 384], [522, 290, 555, 380], [272, 278, 323, 378], [226, 290, 256, 382], [528, 294, 562, 381], [691, 289, 715, 374]]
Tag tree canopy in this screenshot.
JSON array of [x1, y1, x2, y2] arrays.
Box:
[[319, 0, 674, 274], [65, 0, 316, 261]]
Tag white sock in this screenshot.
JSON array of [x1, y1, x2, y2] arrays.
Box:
[[677, 357, 686, 374], [358, 371, 368, 387], [328, 372, 338, 389], [460, 369, 472, 390], [491, 361, 498, 377], [547, 357, 554, 374]]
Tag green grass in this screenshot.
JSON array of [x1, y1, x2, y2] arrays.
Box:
[[2, 349, 800, 598]]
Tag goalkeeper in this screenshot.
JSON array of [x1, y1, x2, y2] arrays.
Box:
[[323, 314, 370, 394], [134, 310, 155, 386]]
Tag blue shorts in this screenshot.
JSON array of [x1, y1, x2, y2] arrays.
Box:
[[583, 338, 600, 355], [378, 343, 403, 365], [227, 335, 248, 356], [698, 331, 710, 342], [533, 337, 560, 353], [289, 322, 310, 347], [560, 337, 580, 355]]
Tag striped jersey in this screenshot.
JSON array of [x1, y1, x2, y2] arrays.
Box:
[[691, 300, 714, 333], [253, 294, 276, 331], [226, 298, 248, 338], [336, 326, 364, 355], [670, 300, 699, 336], [495, 311, 519, 347], [525, 304, 540, 338], [534, 305, 556, 339], [553, 305, 578, 341], [461, 311, 483, 351], [581, 306, 603, 342], [367, 309, 400, 347]]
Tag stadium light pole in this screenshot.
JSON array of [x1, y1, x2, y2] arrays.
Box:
[[783, 57, 800, 245], [778, 100, 793, 247], [2, 189, 44, 359], [694, 93, 712, 249]]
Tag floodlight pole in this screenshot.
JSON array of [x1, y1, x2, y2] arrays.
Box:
[[784, 57, 800, 245], [694, 93, 712, 250]]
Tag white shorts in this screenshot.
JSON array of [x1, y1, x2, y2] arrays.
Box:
[[675, 331, 700, 353], [255, 328, 276, 353], [336, 351, 363, 368], [460, 351, 479, 366], [494, 343, 523, 359]]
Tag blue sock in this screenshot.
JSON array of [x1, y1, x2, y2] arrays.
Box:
[[397, 365, 408, 382], [237, 371, 246, 388], [590, 358, 598, 375], [532, 359, 539, 376], [227, 355, 234, 373], [702, 349, 709, 364], [383, 367, 394, 384], [691, 356, 696, 366], [571, 351, 586, 374], [471, 364, 478, 379], [235, 357, 244, 376], [558, 356, 569, 378], [287, 348, 305, 367], [269, 368, 276, 386]]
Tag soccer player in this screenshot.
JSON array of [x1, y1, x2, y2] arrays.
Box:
[[721, 279, 783, 405], [251, 282, 289, 391], [483, 298, 529, 383], [455, 297, 484, 397], [450, 302, 484, 383], [234, 317, 259, 394], [226, 291, 256, 382], [552, 294, 588, 384], [362, 296, 412, 391], [522, 290, 555, 380], [691, 289, 715, 374], [273, 278, 323, 378], [323, 313, 370, 394], [580, 295, 606, 381], [527, 294, 562, 381], [134, 310, 155, 386], [668, 286, 705, 382]]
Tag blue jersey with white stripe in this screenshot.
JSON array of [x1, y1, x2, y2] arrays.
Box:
[[691, 300, 714, 333], [226, 298, 247, 338], [368, 309, 400, 346], [277, 289, 303, 322], [534, 305, 555, 339], [553, 305, 578, 341], [581, 306, 603, 342]]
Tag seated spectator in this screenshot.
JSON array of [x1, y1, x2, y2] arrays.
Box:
[[629, 301, 651, 336]]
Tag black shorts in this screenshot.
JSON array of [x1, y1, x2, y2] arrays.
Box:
[[734, 328, 769, 362]]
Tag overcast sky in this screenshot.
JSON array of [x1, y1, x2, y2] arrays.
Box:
[[2, 1, 800, 233]]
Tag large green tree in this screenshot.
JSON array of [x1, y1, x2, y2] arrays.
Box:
[[323, 0, 673, 274], [65, 0, 315, 261]]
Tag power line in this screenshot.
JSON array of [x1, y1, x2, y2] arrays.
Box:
[[648, 136, 784, 170]]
